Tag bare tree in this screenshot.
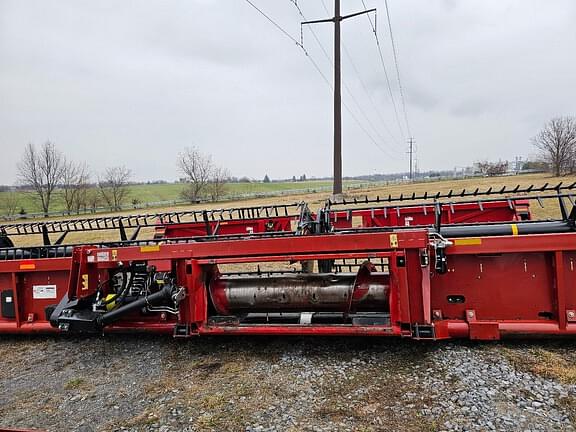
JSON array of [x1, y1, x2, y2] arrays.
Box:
[[62, 161, 90, 214], [532, 116, 576, 176], [208, 166, 230, 201], [17, 141, 65, 216], [86, 187, 102, 213], [178, 147, 213, 202], [1, 191, 20, 218], [74, 181, 91, 214], [98, 166, 132, 211]]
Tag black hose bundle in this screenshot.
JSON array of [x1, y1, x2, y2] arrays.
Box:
[[98, 284, 175, 326]]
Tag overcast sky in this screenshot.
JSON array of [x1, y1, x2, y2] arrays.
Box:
[[1, 0, 575, 184]]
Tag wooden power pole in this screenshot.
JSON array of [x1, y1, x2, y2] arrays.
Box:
[[302, 1, 375, 196]]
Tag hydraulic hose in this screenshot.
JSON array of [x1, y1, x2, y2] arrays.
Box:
[[98, 284, 175, 327]]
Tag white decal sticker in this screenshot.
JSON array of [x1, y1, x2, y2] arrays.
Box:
[[97, 251, 110, 262], [33, 285, 57, 299]]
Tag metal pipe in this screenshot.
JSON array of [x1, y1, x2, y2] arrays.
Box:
[[445, 321, 576, 338], [209, 273, 389, 314], [438, 220, 573, 238]]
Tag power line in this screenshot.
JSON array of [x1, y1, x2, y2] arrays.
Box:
[[341, 40, 402, 148], [383, 0, 412, 138], [295, 0, 402, 155], [319, 0, 401, 148], [244, 0, 400, 165], [244, 0, 302, 48], [243, 0, 332, 88], [301, 0, 395, 194], [347, 107, 401, 159], [360, 0, 405, 141], [290, 1, 332, 61]]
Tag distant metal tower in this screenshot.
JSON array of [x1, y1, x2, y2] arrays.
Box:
[[407, 137, 415, 180]]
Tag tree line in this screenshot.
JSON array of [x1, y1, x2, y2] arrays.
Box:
[[14, 142, 132, 217], [5, 115, 575, 217], [6, 143, 233, 217]]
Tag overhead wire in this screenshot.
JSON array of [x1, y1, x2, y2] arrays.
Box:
[[383, 0, 412, 138], [319, 0, 402, 147], [244, 0, 302, 48], [292, 0, 402, 158], [360, 0, 406, 141], [244, 0, 401, 160], [341, 44, 402, 147], [243, 0, 332, 87]]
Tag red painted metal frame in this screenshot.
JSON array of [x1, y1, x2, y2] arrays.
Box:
[[156, 216, 293, 238], [157, 200, 530, 238], [1, 219, 575, 340], [330, 199, 530, 229], [434, 232, 576, 339], [0, 231, 421, 336], [91, 231, 421, 337]]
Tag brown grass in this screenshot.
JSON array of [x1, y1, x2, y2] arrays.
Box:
[[310, 354, 443, 431], [342, 172, 576, 220], [7, 172, 576, 248], [503, 345, 576, 427], [504, 347, 576, 384], [113, 352, 258, 431]]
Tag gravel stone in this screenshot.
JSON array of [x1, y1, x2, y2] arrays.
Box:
[[0, 336, 575, 431]]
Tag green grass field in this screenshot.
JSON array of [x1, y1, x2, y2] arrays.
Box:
[[4, 173, 573, 219], [0, 180, 359, 216], [5, 172, 574, 247]]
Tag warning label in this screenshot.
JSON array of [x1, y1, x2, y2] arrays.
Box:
[[32, 285, 57, 299], [97, 251, 110, 262]]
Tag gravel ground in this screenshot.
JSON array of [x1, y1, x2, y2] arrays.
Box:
[[1, 335, 576, 432]]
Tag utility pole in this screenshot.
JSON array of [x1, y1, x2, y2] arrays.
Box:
[[407, 137, 415, 180], [302, 1, 375, 196]]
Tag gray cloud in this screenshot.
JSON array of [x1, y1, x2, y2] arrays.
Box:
[[1, 0, 575, 184]]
